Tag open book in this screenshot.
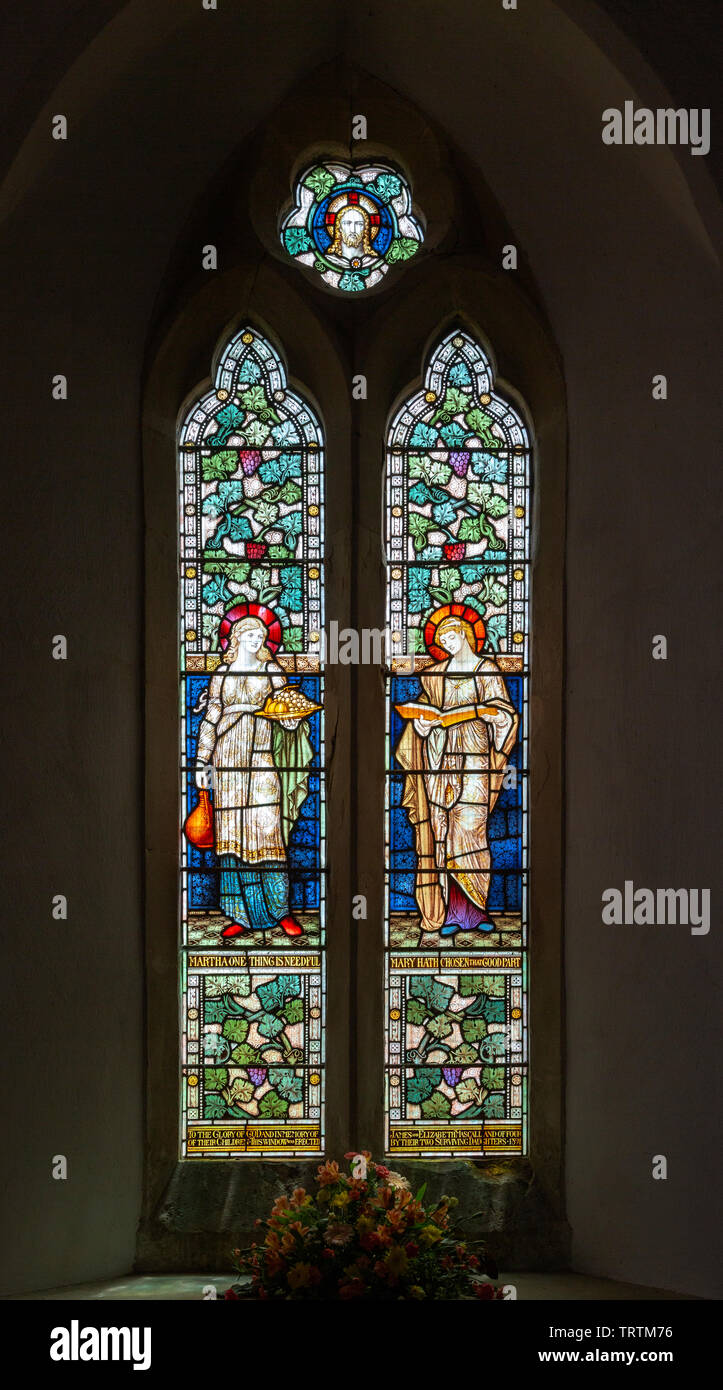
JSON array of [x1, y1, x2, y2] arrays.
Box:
[[394, 700, 502, 729]]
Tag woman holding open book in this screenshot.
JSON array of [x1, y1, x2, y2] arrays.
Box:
[[394, 606, 518, 936]]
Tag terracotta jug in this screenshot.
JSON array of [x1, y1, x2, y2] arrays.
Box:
[[184, 787, 214, 849]]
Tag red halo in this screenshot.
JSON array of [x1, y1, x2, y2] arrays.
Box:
[[423, 603, 486, 663], [218, 602, 282, 655]]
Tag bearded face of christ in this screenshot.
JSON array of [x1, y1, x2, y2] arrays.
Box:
[[338, 207, 365, 248]]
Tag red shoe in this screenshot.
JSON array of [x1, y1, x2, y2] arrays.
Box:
[[221, 922, 248, 938], [278, 915, 303, 938]]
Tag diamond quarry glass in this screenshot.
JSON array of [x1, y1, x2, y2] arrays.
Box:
[[178, 327, 325, 1157], [384, 329, 530, 1157]]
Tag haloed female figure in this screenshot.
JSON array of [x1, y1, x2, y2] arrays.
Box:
[[195, 616, 312, 939], [395, 612, 518, 936]]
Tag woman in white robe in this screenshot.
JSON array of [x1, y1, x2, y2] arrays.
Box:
[[195, 617, 312, 939]]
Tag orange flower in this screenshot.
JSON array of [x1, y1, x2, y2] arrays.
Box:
[[287, 1262, 321, 1290], [316, 1161, 341, 1187]]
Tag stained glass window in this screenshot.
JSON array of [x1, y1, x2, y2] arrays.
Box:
[[178, 326, 325, 1158], [384, 329, 530, 1158], [280, 161, 424, 293]]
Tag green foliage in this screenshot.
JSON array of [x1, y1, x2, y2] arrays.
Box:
[[282, 997, 304, 1025], [430, 388, 470, 425], [203, 560, 251, 584], [439, 422, 468, 449], [303, 167, 336, 200], [465, 406, 499, 450], [427, 1014, 454, 1040], [204, 1093, 226, 1119], [482, 1067, 505, 1091], [405, 1067, 442, 1104], [458, 975, 487, 996], [201, 450, 238, 482], [460, 1018, 488, 1043], [223, 1076, 255, 1107], [203, 573, 233, 608], [209, 404, 245, 450], [454, 1077, 484, 1106], [259, 452, 302, 486], [284, 226, 314, 256], [204, 1067, 228, 1091], [449, 1043, 478, 1064], [386, 236, 418, 263], [409, 976, 455, 1015], [369, 172, 402, 203], [222, 1018, 249, 1044], [429, 567, 462, 605], [405, 997, 427, 1026], [257, 1012, 286, 1040], [485, 614, 507, 651], [205, 975, 251, 998], [409, 513, 434, 553], [230, 1042, 263, 1065], [257, 975, 301, 1013], [408, 454, 452, 487], [338, 271, 366, 292], [420, 1092, 452, 1119], [270, 1068, 304, 1104], [407, 568, 432, 613], [258, 1089, 289, 1118]]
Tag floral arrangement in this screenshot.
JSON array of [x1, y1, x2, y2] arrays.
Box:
[[224, 1153, 502, 1300]]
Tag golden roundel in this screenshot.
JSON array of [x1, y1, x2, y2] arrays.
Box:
[[392, 505, 402, 517], [480, 393, 491, 405], [309, 441, 318, 449], [310, 1006, 321, 1019], [511, 1007, 522, 1019], [390, 1074, 401, 1087], [392, 631, 402, 643], [391, 568, 402, 580], [453, 335, 464, 348], [309, 567, 320, 580], [188, 1075, 198, 1088], [185, 566, 196, 579], [186, 629, 197, 642], [274, 390, 285, 402], [514, 506, 525, 518], [425, 390, 436, 403], [310, 1073, 321, 1086], [513, 569, 523, 581], [185, 503, 195, 516], [184, 442, 195, 451], [188, 1008, 198, 1020], [389, 1008, 401, 1021], [309, 632, 320, 643], [242, 332, 253, 344], [511, 1073, 522, 1086], [514, 446, 524, 454], [216, 388, 229, 401], [513, 631, 523, 644], [308, 504, 319, 516]]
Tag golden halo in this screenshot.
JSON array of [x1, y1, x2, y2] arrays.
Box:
[[424, 603, 486, 661]]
